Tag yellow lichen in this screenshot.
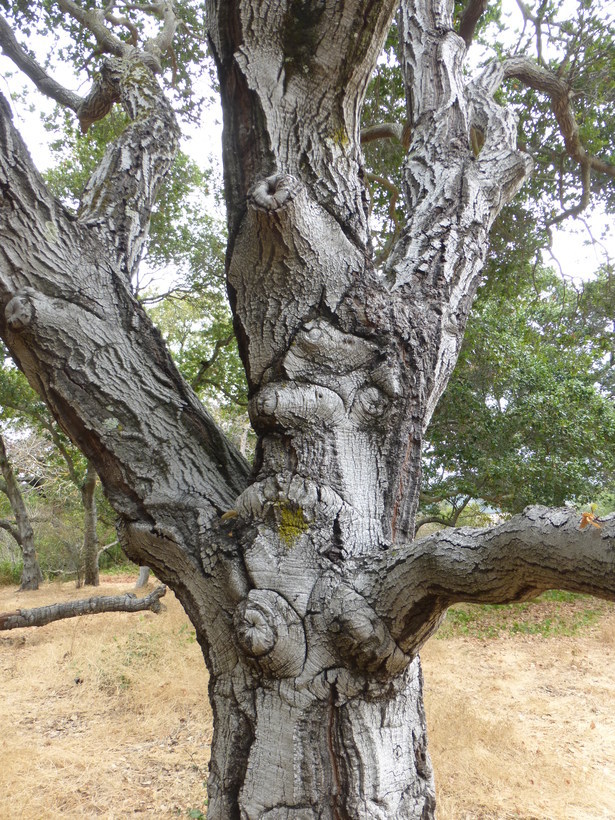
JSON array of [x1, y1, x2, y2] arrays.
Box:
[[277, 504, 308, 546], [330, 126, 349, 148]]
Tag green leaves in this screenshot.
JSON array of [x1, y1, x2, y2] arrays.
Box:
[[423, 266, 615, 517]]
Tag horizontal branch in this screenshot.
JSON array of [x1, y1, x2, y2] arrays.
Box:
[[503, 56, 615, 181], [360, 122, 405, 145], [0, 584, 166, 630], [361, 506, 615, 656]]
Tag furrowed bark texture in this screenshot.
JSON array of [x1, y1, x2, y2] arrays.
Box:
[[202, 0, 534, 816], [0, 1, 613, 818], [0, 432, 43, 590], [0, 584, 166, 630]]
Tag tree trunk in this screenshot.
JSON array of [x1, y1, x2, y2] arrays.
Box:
[[1, 2, 615, 817], [81, 460, 99, 586], [135, 566, 150, 588], [0, 432, 43, 590]]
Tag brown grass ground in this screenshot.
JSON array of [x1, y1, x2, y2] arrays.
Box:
[[0, 578, 614, 819]]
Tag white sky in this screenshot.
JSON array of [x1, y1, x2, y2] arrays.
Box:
[[0, 1, 612, 283]]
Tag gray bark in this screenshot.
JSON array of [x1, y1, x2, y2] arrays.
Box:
[[135, 566, 150, 588], [0, 584, 166, 630], [0, 432, 43, 590], [0, 1, 613, 818], [81, 460, 99, 586]]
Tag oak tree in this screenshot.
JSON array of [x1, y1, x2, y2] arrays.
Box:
[[1, 1, 614, 816]]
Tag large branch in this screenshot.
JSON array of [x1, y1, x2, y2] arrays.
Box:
[[0, 14, 84, 113], [0, 584, 167, 630], [360, 506, 615, 656], [206, 0, 398, 242], [0, 91, 250, 554], [367, 1, 531, 540], [77, 54, 180, 281], [389, 5, 532, 426]]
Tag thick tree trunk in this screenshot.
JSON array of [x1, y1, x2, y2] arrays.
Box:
[[207, 658, 434, 819], [81, 460, 99, 586], [203, 1, 530, 814], [1, 2, 614, 818], [0, 432, 43, 590]]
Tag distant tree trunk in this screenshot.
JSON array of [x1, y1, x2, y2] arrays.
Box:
[[81, 460, 99, 586], [0, 432, 43, 590], [135, 566, 150, 588]]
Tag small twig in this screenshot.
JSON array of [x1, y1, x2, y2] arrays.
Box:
[[191, 334, 236, 391], [97, 539, 119, 559]]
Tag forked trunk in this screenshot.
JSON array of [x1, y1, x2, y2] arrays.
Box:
[[2, 2, 615, 818], [202, 2, 530, 813]]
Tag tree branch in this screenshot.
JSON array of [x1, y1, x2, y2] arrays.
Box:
[[360, 122, 405, 145], [0, 585, 166, 630], [97, 539, 119, 559], [503, 56, 615, 182], [0, 14, 84, 113], [0, 92, 250, 558], [0, 518, 20, 543], [142, 0, 178, 64], [57, 0, 128, 58], [191, 333, 236, 392], [457, 0, 489, 47], [362, 506, 615, 656], [76, 54, 180, 281]]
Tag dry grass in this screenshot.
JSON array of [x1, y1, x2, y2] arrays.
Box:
[[1, 578, 615, 818], [423, 624, 615, 819], [0, 578, 211, 819]]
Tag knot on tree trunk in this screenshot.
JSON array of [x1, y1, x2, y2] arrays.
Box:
[[78, 58, 123, 133], [234, 588, 307, 678], [250, 173, 299, 211], [314, 578, 412, 678], [5, 290, 35, 332], [250, 382, 346, 431]]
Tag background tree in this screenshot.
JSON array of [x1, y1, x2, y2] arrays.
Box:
[[0, 1, 614, 818], [0, 353, 117, 585], [420, 264, 615, 526], [0, 430, 43, 589]]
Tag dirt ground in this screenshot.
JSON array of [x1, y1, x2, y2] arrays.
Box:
[[0, 578, 614, 819]]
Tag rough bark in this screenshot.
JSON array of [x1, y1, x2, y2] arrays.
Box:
[[0, 1, 614, 818], [81, 460, 100, 586], [0, 584, 166, 630], [0, 432, 43, 590]]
